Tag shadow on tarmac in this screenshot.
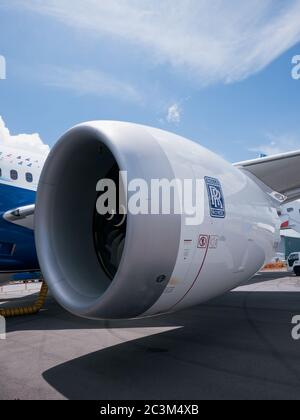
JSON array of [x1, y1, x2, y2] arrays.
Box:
[[42, 290, 300, 400], [3, 272, 300, 400]]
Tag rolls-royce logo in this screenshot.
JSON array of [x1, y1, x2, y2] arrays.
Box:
[[205, 177, 226, 219]]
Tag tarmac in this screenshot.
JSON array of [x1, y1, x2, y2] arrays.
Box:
[[1, 271, 300, 400]]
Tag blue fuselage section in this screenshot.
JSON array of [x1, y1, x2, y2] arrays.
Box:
[[0, 183, 38, 271]]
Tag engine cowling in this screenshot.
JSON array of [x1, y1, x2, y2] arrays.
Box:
[[35, 121, 280, 320]]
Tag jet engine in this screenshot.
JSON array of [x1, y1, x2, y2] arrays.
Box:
[[35, 121, 280, 320]]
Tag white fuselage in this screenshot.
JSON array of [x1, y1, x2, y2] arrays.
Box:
[[0, 145, 46, 193], [0, 146, 47, 284]]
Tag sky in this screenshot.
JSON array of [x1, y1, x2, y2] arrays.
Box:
[[0, 0, 300, 162]]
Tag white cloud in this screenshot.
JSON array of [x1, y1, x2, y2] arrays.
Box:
[[7, 0, 300, 84], [250, 132, 300, 156], [0, 116, 50, 155], [38, 66, 141, 103], [166, 103, 182, 124]]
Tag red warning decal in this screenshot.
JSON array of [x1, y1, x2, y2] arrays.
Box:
[[197, 235, 210, 249]]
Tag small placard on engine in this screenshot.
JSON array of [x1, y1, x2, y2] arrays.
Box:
[[183, 240, 193, 261], [209, 235, 219, 249], [198, 235, 209, 249]]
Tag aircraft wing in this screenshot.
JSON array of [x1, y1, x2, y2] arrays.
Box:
[[3, 204, 35, 230], [235, 150, 300, 202]]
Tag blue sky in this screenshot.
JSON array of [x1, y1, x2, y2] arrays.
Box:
[[0, 0, 300, 162]]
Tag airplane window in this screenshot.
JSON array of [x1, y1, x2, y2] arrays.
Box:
[[10, 170, 18, 180], [287, 208, 294, 213], [0, 168, 2, 177], [26, 173, 33, 183]]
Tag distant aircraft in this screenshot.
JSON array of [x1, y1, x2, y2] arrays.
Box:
[[250, 152, 300, 233], [1, 121, 300, 320], [280, 201, 300, 232]]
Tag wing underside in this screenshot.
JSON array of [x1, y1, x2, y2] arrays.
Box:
[[235, 150, 300, 202]]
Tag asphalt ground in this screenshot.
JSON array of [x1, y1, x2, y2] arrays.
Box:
[[1, 271, 300, 400]]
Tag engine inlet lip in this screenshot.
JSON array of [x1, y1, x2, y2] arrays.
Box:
[[35, 122, 182, 320]]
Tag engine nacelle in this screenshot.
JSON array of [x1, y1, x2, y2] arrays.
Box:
[[35, 121, 280, 320]]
